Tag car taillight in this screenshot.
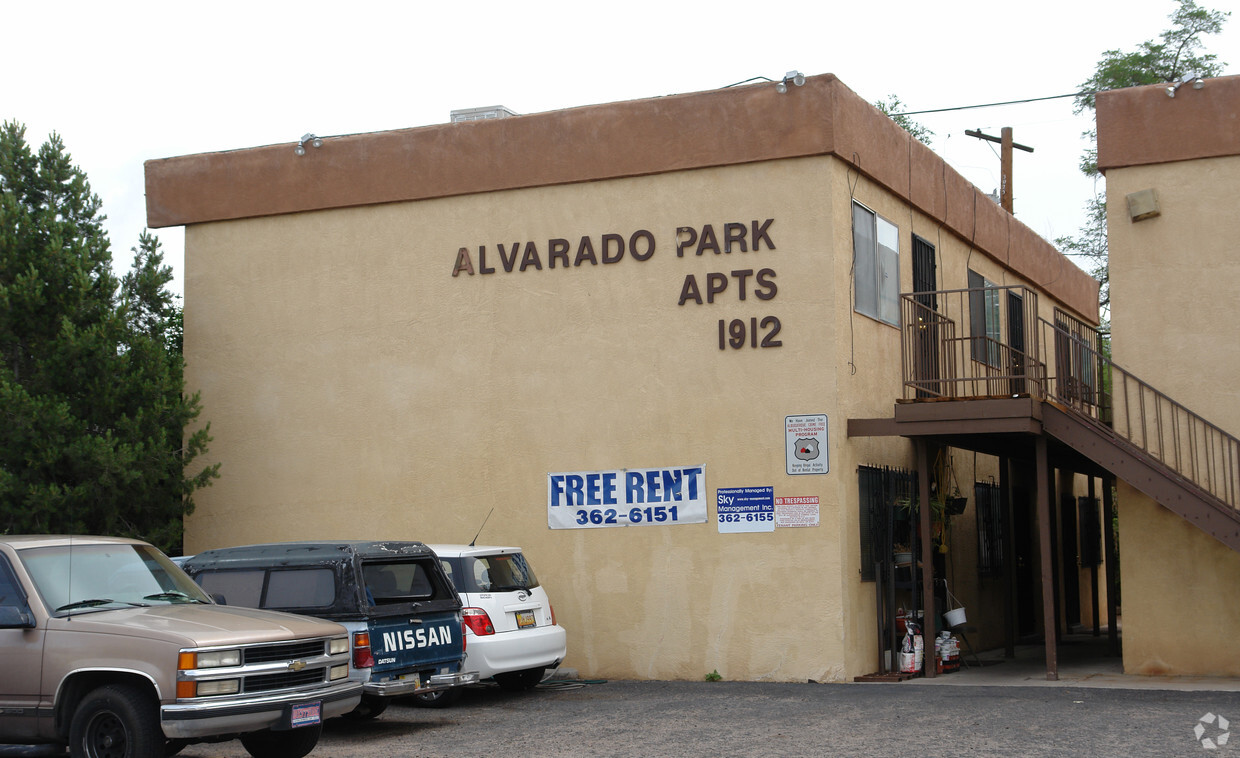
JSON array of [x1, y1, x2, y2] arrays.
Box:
[[353, 631, 374, 669], [550, 603, 556, 626], [463, 607, 495, 636]]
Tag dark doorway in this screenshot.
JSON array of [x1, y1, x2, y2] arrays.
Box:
[[911, 235, 939, 397], [1060, 493, 1081, 628], [1012, 486, 1038, 637], [1007, 290, 1026, 395]]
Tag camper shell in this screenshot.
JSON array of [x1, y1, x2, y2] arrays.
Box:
[[182, 540, 476, 719]]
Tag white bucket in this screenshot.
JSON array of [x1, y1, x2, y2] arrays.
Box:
[[944, 606, 967, 627]]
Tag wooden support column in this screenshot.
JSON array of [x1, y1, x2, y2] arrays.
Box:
[[1035, 437, 1058, 680], [1001, 456, 1016, 658], [1089, 477, 1100, 637], [916, 440, 936, 678], [1103, 476, 1120, 656], [1049, 479, 1062, 645]]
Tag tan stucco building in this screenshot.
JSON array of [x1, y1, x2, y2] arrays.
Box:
[[143, 73, 1233, 684], [1097, 74, 1240, 677]]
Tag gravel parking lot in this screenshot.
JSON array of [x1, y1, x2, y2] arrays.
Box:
[[175, 678, 1240, 758]]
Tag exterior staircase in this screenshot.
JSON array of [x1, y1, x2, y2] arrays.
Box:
[[894, 285, 1240, 552]]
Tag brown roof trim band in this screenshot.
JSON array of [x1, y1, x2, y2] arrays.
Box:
[[1097, 74, 1240, 171], [144, 74, 1099, 322]]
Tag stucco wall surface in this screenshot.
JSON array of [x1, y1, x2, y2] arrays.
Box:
[[179, 147, 1099, 682], [1104, 98, 1240, 677], [1107, 156, 1240, 430], [184, 158, 868, 682], [1118, 482, 1240, 677]]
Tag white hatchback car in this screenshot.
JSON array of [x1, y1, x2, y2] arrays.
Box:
[[413, 544, 566, 706]]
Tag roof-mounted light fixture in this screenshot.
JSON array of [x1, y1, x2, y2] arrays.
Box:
[[775, 70, 806, 94], [294, 133, 323, 156], [1165, 72, 1204, 98]]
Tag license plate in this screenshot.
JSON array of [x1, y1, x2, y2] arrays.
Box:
[[399, 672, 421, 688], [289, 701, 321, 729], [515, 610, 536, 629]]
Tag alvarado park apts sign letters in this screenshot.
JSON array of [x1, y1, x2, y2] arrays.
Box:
[[547, 465, 707, 529], [452, 219, 786, 351]]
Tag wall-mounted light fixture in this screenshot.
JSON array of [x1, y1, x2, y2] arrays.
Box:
[[294, 133, 323, 156], [775, 70, 806, 94], [1165, 73, 1204, 98]]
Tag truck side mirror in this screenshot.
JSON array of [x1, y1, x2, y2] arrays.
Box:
[[0, 605, 36, 629]]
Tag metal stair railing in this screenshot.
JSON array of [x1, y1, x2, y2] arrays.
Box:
[[899, 289, 1240, 514], [1037, 313, 1240, 513]]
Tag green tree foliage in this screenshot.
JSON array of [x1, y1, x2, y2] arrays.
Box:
[[0, 121, 218, 553], [874, 95, 935, 147], [1058, 0, 1229, 317]]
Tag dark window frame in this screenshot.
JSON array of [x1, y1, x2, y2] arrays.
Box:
[[968, 269, 1001, 366], [852, 201, 901, 327], [974, 480, 1005, 578]]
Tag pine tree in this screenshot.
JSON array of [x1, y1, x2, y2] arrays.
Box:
[[0, 121, 218, 553]]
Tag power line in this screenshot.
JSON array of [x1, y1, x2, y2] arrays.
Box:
[[893, 91, 1094, 117]]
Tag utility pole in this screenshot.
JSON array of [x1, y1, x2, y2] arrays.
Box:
[[965, 127, 1034, 214]]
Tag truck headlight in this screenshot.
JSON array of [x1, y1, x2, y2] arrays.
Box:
[[330, 664, 349, 681], [330, 637, 349, 656], [176, 678, 241, 698], [196, 679, 241, 696], [181, 650, 241, 669]]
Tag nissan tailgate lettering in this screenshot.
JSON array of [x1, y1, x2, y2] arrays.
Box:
[[381, 624, 453, 652]]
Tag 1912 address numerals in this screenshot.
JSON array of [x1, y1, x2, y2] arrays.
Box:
[[718, 317, 782, 350]]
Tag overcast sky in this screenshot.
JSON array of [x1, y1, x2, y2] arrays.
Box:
[[6, 0, 1235, 297]]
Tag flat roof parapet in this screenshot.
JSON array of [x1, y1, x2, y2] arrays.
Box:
[[144, 74, 1099, 323]]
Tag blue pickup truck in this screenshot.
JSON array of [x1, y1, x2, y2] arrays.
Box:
[[182, 541, 478, 719]]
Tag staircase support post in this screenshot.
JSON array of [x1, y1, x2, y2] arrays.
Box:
[[1103, 476, 1120, 656], [1089, 477, 1101, 637], [916, 439, 937, 678], [1002, 456, 1016, 659], [1036, 436, 1059, 680]]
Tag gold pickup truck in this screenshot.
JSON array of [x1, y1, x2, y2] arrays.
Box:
[[0, 535, 362, 758]]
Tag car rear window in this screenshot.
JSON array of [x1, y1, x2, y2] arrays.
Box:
[[197, 567, 336, 610], [443, 553, 539, 593], [362, 561, 437, 604]]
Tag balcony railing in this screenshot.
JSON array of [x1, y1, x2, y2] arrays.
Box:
[[901, 288, 1240, 512], [901, 286, 1045, 401]]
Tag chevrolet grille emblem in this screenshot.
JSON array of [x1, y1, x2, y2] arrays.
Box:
[[288, 660, 307, 672]]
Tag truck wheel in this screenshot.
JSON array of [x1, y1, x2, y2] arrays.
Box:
[[69, 684, 163, 758], [494, 666, 545, 692], [410, 687, 461, 708], [341, 695, 389, 720], [239, 725, 321, 758]]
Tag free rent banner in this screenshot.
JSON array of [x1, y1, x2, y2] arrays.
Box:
[[547, 465, 707, 529]]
